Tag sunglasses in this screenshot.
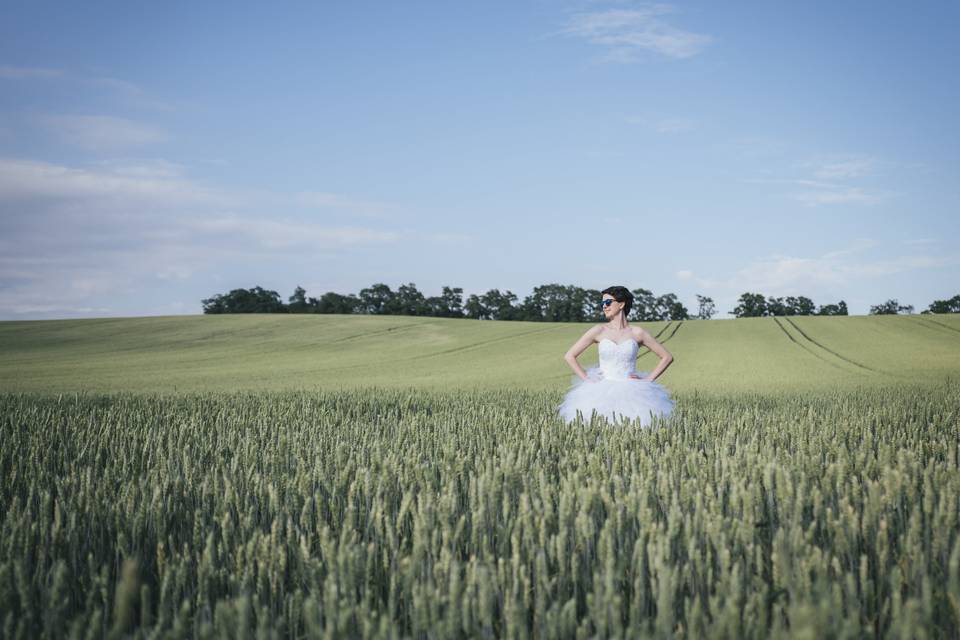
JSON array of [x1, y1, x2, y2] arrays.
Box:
[[601, 299, 617, 308]]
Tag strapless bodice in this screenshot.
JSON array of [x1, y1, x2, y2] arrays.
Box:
[[598, 339, 638, 379], [558, 337, 673, 426]]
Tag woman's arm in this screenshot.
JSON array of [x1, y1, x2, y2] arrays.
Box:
[[637, 327, 673, 382], [564, 326, 603, 381]]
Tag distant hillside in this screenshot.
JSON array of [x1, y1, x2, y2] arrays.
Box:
[[1, 314, 958, 394]]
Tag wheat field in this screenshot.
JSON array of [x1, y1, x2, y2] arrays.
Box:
[[1, 314, 959, 637]]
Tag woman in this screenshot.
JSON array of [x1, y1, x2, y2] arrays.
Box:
[[557, 286, 675, 426]]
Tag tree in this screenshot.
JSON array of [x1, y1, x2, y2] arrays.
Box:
[[287, 286, 309, 313], [425, 286, 464, 317], [924, 294, 960, 314], [695, 295, 716, 320], [441, 286, 464, 317], [869, 299, 914, 315], [358, 283, 398, 315], [816, 300, 848, 316], [396, 283, 427, 316], [201, 286, 286, 314], [565, 285, 603, 322], [784, 296, 816, 316], [581, 288, 605, 323], [521, 284, 598, 322], [630, 288, 657, 321], [766, 296, 787, 316], [730, 292, 768, 318], [522, 284, 570, 322], [201, 294, 228, 314], [311, 292, 360, 314], [480, 289, 520, 320], [464, 294, 488, 320], [653, 293, 689, 320]]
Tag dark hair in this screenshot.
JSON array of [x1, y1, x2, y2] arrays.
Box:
[[601, 285, 633, 316]]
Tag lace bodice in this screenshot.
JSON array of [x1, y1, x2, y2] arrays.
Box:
[[598, 339, 639, 379]]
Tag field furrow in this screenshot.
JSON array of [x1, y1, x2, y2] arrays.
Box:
[[781, 316, 888, 376]]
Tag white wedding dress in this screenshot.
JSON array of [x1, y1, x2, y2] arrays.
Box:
[[557, 338, 674, 426]]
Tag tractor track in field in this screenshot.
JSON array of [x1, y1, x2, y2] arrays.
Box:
[[913, 316, 960, 335], [406, 325, 570, 360], [329, 323, 425, 344], [781, 316, 887, 375], [636, 320, 683, 361], [771, 317, 856, 373], [315, 324, 571, 373]]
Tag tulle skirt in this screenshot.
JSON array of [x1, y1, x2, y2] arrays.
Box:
[[557, 366, 674, 426]]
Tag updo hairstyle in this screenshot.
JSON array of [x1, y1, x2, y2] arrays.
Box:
[[601, 285, 633, 317]]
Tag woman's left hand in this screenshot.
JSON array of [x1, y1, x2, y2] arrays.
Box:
[[628, 373, 642, 380]]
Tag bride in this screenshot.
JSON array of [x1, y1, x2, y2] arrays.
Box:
[[558, 285, 675, 426]]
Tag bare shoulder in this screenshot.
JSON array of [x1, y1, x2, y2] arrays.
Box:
[[575, 324, 604, 343], [633, 325, 650, 342]]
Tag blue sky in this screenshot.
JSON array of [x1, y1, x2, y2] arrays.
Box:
[[1, 0, 957, 319]]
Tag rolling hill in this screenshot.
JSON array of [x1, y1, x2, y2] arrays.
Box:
[[1, 313, 958, 394]]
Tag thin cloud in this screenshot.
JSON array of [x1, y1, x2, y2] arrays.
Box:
[[0, 157, 226, 207], [1, 63, 173, 109], [0, 65, 62, 79], [87, 76, 176, 111], [810, 156, 878, 180], [743, 151, 895, 207], [821, 238, 877, 259], [789, 186, 890, 207], [681, 241, 959, 301], [295, 191, 398, 218], [36, 114, 168, 151], [557, 4, 712, 61]]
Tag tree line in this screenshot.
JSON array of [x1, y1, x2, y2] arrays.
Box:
[[201, 284, 960, 320], [728, 292, 960, 317], [201, 283, 708, 322]]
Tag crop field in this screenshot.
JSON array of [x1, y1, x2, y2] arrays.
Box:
[[1, 313, 958, 394], [1, 314, 959, 638]]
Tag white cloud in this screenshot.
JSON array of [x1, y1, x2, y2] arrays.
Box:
[[87, 76, 176, 111], [0, 157, 227, 207], [821, 238, 877, 258], [810, 155, 878, 180], [1, 64, 173, 110], [788, 186, 889, 207], [295, 191, 397, 218], [681, 241, 959, 301], [558, 4, 712, 61], [36, 114, 168, 151], [742, 151, 896, 207], [0, 157, 420, 318]]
